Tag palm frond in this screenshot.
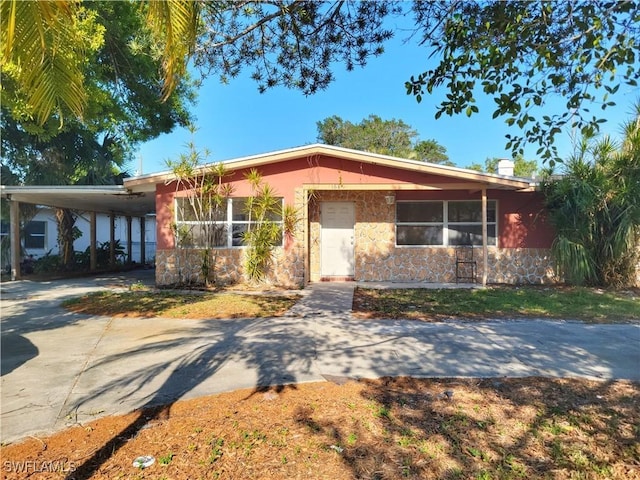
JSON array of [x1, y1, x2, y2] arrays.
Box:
[[1, 0, 86, 124], [551, 236, 596, 285], [145, 0, 200, 101]]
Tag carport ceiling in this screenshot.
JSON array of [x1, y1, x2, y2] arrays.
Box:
[[0, 186, 155, 217]]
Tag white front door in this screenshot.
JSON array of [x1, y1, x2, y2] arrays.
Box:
[[320, 202, 355, 277]]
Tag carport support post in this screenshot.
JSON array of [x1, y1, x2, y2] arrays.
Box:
[[139, 216, 146, 266], [481, 187, 488, 286], [9, 198, 20, 281], [90, 211, 97, 271], [126, 215, 132, 265], [109, 214, 115, 268]]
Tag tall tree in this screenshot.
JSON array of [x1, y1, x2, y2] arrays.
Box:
[[1, 1, 89, 125], [198, 1, 638, 163], [1, 1, 194, 269], [317, 115, 418, 157], [412, 139, 454, 165], [195, 1, 398, 94], [316, 114, 450, 164], [1, 0, 198, 125], [406, 1, 640, 164], [541, 105, 640, 287]]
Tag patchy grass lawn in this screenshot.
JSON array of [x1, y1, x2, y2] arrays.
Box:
[[353, 286, 640, 323], [64, 285, 639, 323], [3, 377, 638, 479], [62, 291, 301, 319]]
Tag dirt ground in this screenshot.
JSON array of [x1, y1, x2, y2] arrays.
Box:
[[2, 377, 638, 480]]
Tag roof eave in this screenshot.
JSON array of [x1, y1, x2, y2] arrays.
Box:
[[124, 144, 535, 191]]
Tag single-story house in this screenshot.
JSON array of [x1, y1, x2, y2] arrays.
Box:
[[124, 144, 556, 287]]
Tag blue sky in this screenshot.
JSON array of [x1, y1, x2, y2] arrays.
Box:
[[135, 26, 637, 176]]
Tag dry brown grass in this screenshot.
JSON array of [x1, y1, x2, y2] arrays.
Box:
[[3, 377, 639, 479], [63, 290, 301, 319]]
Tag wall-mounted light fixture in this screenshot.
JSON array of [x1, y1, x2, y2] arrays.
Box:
[[385, 195, 395, 205]]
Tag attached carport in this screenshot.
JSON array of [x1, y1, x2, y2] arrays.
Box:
[[0, 185, 156, 280]]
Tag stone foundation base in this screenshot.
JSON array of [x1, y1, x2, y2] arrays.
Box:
[[156, 247, 304, 288], [486, 248, 556, 284], [351, 247, 556, 284], [156, 246, 556, 286]]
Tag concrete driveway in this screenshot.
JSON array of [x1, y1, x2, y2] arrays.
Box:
[[1, 273, 639, 444]]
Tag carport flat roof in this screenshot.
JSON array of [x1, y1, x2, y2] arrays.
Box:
[[0, 185, 155, 217]]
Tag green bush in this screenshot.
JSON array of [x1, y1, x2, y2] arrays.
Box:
[[76, 240, 126, 269], [32, 252, 62, 273], [31, 240, 127, 273]]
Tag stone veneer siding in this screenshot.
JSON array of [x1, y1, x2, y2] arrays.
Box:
[[156, 244, 305, 287], [309, 190, 556, 284]]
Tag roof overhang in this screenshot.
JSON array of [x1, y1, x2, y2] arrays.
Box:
[[0, 185, 155, 216], [125, 144, 535, 192]]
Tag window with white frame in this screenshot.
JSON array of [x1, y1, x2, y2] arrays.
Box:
[[174, 197, 227, 247], [396, 200, 497, 246], [174, 197, 283, 248], [24, 221, 46, 249]]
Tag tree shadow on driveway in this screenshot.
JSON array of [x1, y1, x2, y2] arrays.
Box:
[[64, 316, 321, 479], [0, 333, 38, 376]]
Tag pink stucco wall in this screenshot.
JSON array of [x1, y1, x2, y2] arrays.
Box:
[[156, 156, 474, 250], [493, 191, 554, 248], [157, 155, 553, 249]]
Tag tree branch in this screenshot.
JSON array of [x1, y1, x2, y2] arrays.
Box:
[[204, 0, 304, 50]]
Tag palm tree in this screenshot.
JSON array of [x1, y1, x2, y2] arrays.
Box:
[[541, 105, 640, 287], [1, 0, 199, 125]]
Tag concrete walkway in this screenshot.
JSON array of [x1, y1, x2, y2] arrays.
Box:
[[1, 273, 639, 444]]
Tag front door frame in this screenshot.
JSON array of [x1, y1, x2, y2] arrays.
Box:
[[319, 201, 355, 279]]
